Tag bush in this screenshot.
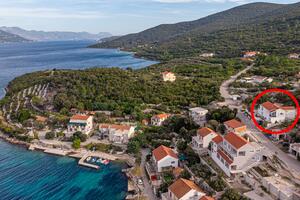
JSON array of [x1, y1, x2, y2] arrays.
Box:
[[72, 138, 81, 149], [45, 132, 55, 140], [72, 131, 87, 142]]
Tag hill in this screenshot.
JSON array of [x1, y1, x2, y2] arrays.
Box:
[[0, 30, 29, 43], [0, 27, 112, 42], [92, 2, 300, 60]]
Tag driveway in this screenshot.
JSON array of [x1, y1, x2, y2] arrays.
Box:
[[141, 148, 158, 200]]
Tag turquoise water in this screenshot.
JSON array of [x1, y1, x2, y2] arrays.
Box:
[[0, 40, 157, 98], [0, 140, 128, 200], [0, 40, 156, 199]]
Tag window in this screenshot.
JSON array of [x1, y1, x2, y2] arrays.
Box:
[[231, 165, 237, 170], [239, 151, 246, 156], [171, 161, 175, 164]]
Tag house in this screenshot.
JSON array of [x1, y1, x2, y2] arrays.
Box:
[[258, 101, 296, 124], [192, 127, 217, 150], [152, 145, 178, 172], [189, 107, 208, 126], [200, 53, 214, 58], [162, 71, 176, 82], [67, 115, 93, 135], [262, 176, 300, 200], [35, 115, 47, 123], [151, 113, 171, 126], [99, 123, 135, 144], [162, 178, 206, 200], [200, 196, 215, 200], [243, 51, 260, 58], [224, 119, 247, 134], [288, 53, 300, 59], [210, 132, 262, 177], [289, 143, 300, 159]]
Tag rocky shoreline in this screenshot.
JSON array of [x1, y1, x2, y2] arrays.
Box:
[[0, 132, 30, 148]]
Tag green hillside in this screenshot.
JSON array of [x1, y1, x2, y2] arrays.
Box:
[[92, 2, 300, 60]]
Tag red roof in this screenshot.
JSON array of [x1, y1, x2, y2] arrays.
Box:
[[224, 132, 248, 149], [169, 178, 203, 199], [99, 123, 131, 131], [212, 134, 223, 144], [152, 113, 170, 120], [224, 119, 245, 129], [198, 127, 215, 138], [218, 149, 233, 165], [261, 101, 279, 111], [70, 115, 90, 121], [153, 145, 178, 161], [281, 106, 295, 111]]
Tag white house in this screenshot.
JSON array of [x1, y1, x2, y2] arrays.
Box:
[[152, 145, 178, 172], [151, 113, 171, 126], [243, 51, 260, 58], [162, 72, 176, 82], [288, 53, 300, 59], [189, 107, 208, 126], [99, 123, 135, 144], [67, 115, 93, 135], [200, 53, 214, 58], [192, 127, 217, 150], [210, 132, 262, 177], [224, 119, 247, 135], [258, 101, 296, 124], [162, 178, 206, 200], [289, 143, 300, 159]]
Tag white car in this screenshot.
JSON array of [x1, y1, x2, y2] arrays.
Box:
[[138, 178, 143, 185]]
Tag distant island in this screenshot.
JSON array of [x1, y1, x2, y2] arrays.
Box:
[[0, 30, 29, 43], [0, 26, 112, 43]]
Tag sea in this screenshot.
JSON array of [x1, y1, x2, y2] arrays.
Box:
[[0, 40, 157, 200]]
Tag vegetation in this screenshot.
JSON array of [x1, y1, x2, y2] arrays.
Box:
[[6, 58, 246, 116], [72, 138, 81, 149], [221, 189, 248, 200], [72, 131, 87, 142], [45, 132, 55, 140], [93, 2, 300, 60]]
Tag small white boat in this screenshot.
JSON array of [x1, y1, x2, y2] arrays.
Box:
[[86, 156, 91, 162]]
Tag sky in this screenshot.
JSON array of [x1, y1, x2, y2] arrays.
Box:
[[0, 0, 298, 35]]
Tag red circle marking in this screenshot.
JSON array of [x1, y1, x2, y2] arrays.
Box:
[[250, 88, 300, 135]]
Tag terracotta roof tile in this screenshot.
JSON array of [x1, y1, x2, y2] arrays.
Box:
[[224, 132, 248, 149], [70, 115, 90, 121], [152, 113, 170, 120], [169, 178, 203, 199], [261, 101, 279, 111], [224, 119, 245, 129], [153, 145, 178, 161], [198, 127, 215, 137], [212, 134, 223, 144], [99, 123, 131, 131], [218, 149, 233, 165]]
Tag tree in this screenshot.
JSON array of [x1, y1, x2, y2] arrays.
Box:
[[45, 132, 55, 139], [221, 189, 248, 200], [17, 109, 31, 123], [72, 138, 81, 149], [72, 131, 87, 142], [127, 140, 141, 154], [179, 170, 191, 179]]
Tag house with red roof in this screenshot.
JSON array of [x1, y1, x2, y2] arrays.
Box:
[[243, 51, 260, 58], [224, 119, 247, 134], [258, 101, 296, 124], [67, 115, 93, 135], [192, 127, 217, 150], [162, 178, 206, 200], [152, 145, 178, 172], [151, 113, 171, 126], [210, 132, 262, 177], [162, 71, 176, 82], [99, 123, 135, 144]]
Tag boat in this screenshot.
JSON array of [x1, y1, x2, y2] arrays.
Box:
[[86, 156, 91, 162], [101, 159, 110, 165]]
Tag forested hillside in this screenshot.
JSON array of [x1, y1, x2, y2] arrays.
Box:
[[4, 58, 247, 115], [92, 2, 300, 60]]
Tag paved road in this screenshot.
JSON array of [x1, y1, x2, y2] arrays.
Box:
[[219, 63, 300, 177], [141, 148, 157, 200]]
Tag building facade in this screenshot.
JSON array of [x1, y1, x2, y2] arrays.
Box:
[[189, 107, 208, 126], [152, 145, 178, 172], [162, 72, 176, 82], [151, 113, 171, 126], [192, 127, 217, 150], [67, 115, 93, 135], [99, 123, 135, 144]]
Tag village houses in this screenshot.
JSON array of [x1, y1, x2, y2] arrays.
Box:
[[151, 113, 171, 126], [189, 107, 208, 126], [199, 53, 214, 58], [224, 119, 247, 135], [99, 123, 135, 144], [192, 127, 217, 151], [161, 178, 207, 200], [67, 114, 93, 135], [243, 51, 260, 58], [288, 53, 300, 59], [258, 101, 296, 124], [162, 71, 176, 82], [210, 132, 263, 177], [152, 145, 178, 172]]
